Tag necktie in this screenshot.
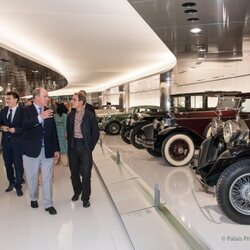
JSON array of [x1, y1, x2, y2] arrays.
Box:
[[7, 109, 13, 125], [39, 107, 44, 127]]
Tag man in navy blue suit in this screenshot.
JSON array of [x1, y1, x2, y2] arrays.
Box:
[[22, 87, 60, 215], [0, 91, 24, 196]]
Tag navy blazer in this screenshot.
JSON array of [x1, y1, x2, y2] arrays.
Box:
[[22, 104, 60, 158], [67, 109, 100, 151], [0, 105, 23, 147]]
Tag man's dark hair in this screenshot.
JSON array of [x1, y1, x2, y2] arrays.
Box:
[[6, 91, 20, 102], [75, 92, 86, 105]]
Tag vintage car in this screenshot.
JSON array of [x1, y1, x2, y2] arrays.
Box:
[[191, 110, 250, 224], [98, 105, 160, 135], [120, 111, 173, 148], [140, 92, 250, 167], [95, 105, 122, 123], [120, 91, 237, 149]]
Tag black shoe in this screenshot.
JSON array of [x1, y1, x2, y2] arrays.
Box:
[[83, 201, 90, 208], [5, 184, 15, 192], [31, 201, 38, 208], [21, 179, 25, 184], [16, 189, 23, 197], [71, 194, 80, 201], [45, 206, 57, 215]]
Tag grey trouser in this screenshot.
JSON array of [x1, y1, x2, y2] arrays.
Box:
[[23, 148, 54, 208]]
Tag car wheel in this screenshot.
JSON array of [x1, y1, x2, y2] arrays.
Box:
[[121, 129, 131, 144], [146, 148, 162, 157], [106, 122, 121, 135], [130, 124, 145, 149], [161, 133, 195, 166], [216, 160, 250, 224]]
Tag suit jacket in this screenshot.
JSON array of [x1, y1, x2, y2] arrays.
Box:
[[0, 105, 23, 148], [85, 103, 96, 115], [67, 109, 99, 151], [22, 104, 60, 158]]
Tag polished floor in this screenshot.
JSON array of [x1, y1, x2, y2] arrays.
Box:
[[101, 132, 250, 250], [0, 156, 133, 250]]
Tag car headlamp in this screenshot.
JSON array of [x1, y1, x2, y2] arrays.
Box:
[[211, 117, 224, 136], [153, 119, 160, 129], [223, 120, 241, 144], [161, 118, 172, 128]]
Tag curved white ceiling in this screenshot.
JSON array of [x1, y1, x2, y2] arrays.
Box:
[[0, 0, 176, 94]]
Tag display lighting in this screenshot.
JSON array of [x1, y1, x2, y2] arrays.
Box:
[[190, 28, 201, 33]]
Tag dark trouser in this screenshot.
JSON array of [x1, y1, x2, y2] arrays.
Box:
[[68, 139, 93, 202], [2, 139, 24, 190]]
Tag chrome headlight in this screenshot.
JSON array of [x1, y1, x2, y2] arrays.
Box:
[[161, 118, 172, 128], [125, 118, 130, 125], [153, 119, 161, 129], [211, 118, 224, 136], [223, 120, 241, 144]]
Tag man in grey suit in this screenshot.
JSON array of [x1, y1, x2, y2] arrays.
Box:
[[22, 87, 60, 215]]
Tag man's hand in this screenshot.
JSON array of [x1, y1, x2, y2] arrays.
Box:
[[40, 109, 54, 120], [1, 125, 10, 132], [8, 128, 15, 133], [54, 151, 60, 164]]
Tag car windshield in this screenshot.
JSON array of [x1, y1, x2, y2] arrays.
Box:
[[217, 97, 241, 109]]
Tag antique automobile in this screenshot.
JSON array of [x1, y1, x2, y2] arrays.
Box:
[[120, 111, 173, 148], [140, 92, 250, 167], [191, 109, 250, 224], [121, 91, 235, 149], [95, 104, 122, 123], [98, 105, 159, 135]]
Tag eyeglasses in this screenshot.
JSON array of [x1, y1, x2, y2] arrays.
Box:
[[71, 98, 79, 102]]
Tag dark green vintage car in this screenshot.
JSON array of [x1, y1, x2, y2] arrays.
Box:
[[98, 105, 160, 135]]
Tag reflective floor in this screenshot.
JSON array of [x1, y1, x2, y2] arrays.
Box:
[[0, 155, 133, 250], [101, 132, 250, 250]]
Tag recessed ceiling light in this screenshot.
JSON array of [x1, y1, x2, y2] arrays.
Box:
[[190, 28, 202, 33], [184, 9, 197, 13], [187, 17, 199, 22], [182, 2, 196, 7]]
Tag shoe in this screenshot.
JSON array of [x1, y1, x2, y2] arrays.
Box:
[[16, 189, 23, 197], [45, 207, 57, 215], [21, 179, 25, 184], [71, 194, 80, 201], [5, 184, 15, 192], [31, 201, 39, 208], [83, 201, 90, 208]]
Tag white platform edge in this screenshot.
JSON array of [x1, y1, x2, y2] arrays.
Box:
[[93, 142, 209, 250]]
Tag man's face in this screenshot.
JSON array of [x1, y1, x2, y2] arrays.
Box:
[[35, 88, 49, 107], [5, 95, 18, 108], [71, 94, 82, 109]]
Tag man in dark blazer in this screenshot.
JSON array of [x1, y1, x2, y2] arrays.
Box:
[[67, 92, 99, 207], [22, 87, 60, 215], [0, 91, 24, 196]]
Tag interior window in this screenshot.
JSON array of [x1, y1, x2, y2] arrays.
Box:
[[207, 96, 219, 108], [241, 99, 250, 112], [173, 97, 186, 108], [190, 95, 203, 109]]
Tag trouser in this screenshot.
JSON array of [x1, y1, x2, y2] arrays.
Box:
[[23, 147, 54, 208], [2, 139, 24, 190], [68, 138, 93, 202]]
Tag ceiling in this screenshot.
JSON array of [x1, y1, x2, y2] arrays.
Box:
[[128, 0, 250, 88], [0, 0, 175, 95]]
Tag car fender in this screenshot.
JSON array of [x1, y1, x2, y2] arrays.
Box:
[[155, 126, 203, 149], [206, 146, 250, 186], [130, 120, 151, 129]]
